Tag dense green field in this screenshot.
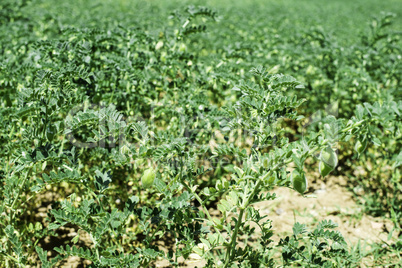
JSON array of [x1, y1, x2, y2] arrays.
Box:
[[1, 0, 401, 267]]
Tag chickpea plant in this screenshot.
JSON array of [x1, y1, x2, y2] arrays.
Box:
[[1, 2, 401, 267]]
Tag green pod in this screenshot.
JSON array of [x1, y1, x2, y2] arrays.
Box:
[[262, 158, 269, 169], [141, 168, 156, 189], [319, 161, 333, 177], [354, 139, 367, 155], [291, 170, 307, 195], [319, 146, 337, 177]]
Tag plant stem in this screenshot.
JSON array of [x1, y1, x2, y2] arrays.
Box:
[[224, 175, 265, 267], [9, 165, 33, 223], [180, 178, 223, 237], [224, 207, 244, 267], [177, 156, 223, 237]]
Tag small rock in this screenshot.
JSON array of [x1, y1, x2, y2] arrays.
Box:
[[310, 210, 318, 217], [189, 253, 202, 260], [275, 208, 284, 215], [371, 221, 383, 229], [314, 189, 327, 195]]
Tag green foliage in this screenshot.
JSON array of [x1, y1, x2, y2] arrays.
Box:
[[279, 220, 360, 267], [0, 0, 400, 267]]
